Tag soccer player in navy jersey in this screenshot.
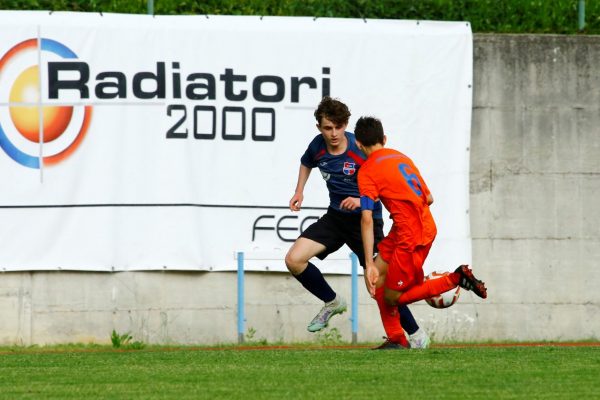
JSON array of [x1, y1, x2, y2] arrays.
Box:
[[284, 97, 430, 349]]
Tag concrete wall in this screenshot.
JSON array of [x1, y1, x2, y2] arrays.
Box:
[[470, 34, 600, 341], [1, 34, 599, 345]]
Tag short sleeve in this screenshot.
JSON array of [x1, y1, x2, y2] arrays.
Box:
[[357, 166, 378, 203], [300, 137, 320, 168]]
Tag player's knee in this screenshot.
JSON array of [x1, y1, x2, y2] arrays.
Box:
[[384, 289, 400, 306], [284, 251, 305, 274]]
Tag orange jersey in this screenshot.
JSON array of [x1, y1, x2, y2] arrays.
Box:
[[358, 148, 436, 250]]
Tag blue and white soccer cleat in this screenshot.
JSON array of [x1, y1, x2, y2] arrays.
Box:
[[307, 296, 347, 332], [408, 329, 431, 349]]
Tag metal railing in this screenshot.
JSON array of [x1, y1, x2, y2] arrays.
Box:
[[579, 0, 586, 31]]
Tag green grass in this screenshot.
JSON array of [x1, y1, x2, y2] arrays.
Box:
[[1, 345, 599, 399]]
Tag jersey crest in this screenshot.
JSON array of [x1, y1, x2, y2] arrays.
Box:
[[343, 161, 356, 175]]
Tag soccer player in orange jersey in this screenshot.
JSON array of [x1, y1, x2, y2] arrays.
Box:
[[354, 116, 487, 348], [286, 98, 430, 349]]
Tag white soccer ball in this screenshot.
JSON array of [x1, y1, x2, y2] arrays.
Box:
[[424, 271, 461, 309]]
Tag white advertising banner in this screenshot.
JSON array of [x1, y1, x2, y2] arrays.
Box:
[[0, 11, 472, 273]]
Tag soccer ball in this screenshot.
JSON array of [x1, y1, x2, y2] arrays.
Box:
[[424, 271, 461, 309]]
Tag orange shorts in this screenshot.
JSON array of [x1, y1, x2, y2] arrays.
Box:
[[377, 234, 432, 292]]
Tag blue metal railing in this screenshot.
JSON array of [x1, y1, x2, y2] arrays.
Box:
[[237, 252, 245, 344], [579, 0, 586, 31], [349, 253, 359, 344]]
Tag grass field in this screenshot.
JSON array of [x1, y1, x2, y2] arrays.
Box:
[[1, 344, 599, 399]]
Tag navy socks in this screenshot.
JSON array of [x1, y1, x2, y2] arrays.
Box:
[[293, 262, 336, 303], [398, 304, 419, 335]]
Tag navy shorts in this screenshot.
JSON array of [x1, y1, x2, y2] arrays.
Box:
[[299, 207, 384, 267]]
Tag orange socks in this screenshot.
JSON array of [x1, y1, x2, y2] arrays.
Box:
[[373, 272, 461, 344], [398, 273, 459, 305], [374, 286, 408, 346]]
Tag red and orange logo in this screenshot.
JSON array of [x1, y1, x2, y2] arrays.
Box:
[[0, 38, 92, 168]]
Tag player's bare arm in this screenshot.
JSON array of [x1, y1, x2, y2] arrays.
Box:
[[339, 196, 360, 211], [289, 164, 312, 211], [360, 208, 378, 296]]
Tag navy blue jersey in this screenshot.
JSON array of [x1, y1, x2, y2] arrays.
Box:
[[300, 132, 383, 218]]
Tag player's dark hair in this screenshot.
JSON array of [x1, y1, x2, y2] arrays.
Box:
[[354, 116, 385, 146], [314, 96, 351, 125]]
